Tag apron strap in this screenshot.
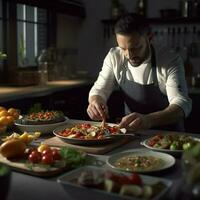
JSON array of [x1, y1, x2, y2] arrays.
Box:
[[151, 45, 159, 87]]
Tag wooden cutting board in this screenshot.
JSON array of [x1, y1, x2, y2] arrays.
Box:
[[43, 136, 132, 155], [0, 153, 68, 177]]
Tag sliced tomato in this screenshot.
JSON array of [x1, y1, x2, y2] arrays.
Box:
[[128, 172, 143, 185], [108, 126, 119, 133]]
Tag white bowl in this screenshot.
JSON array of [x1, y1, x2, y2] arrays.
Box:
[[14, 116, 69, 134]]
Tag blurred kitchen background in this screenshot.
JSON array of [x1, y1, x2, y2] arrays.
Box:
[[0, 0, 200, 132], [0, 0, 200, 84]]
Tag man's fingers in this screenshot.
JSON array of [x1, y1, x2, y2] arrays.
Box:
[[118, 113, 140, 128], [129, 118, 141, 129], [87, 104, 103, 120]]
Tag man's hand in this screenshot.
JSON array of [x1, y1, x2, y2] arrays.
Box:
[[118, 112, 152, 132], [118, 104, 185, 132], [87, 95, 109, 121]]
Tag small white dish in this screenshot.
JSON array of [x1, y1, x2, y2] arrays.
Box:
[[57, 165, 173, 200], [14, 116, 69, 134]]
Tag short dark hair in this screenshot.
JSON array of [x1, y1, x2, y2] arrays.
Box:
[[114, 13, 149, 35]]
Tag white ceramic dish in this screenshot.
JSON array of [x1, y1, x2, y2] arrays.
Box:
[[14, 116, 69, 134], [140, 136, 200, 157], [57, 165, 173, 200], [53, 120, 127, 145], [107, 148, 176, 173]]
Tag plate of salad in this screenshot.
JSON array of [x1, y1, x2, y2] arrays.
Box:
[[53, 120, 127, 145], [141, 134, 200, 156]]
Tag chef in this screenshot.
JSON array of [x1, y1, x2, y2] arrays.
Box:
[[87, 13, 192, 132]]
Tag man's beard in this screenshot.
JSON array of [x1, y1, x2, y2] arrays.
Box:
[[128, 58, 143, 67], [128, 44, 151, 67]]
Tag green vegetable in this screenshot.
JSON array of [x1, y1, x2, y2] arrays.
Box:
[[170, 141, 178, 150], [189, 143, 200, 159], [183, 142, 192, 151], [60, 147, 87, 168]]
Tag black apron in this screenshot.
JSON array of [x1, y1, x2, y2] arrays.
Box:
[[119, 46, 184, 131]]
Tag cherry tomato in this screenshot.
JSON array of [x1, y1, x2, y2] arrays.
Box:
[[28, 151, 42, 163], [41, 154, 54, 165], [128, 172, 142, 185], [51, 149, 61, 160], [81, 123, 91, 129], [41, 148, 52, 156], [26, 147, 37, 155], [109, 126, 119, 133]]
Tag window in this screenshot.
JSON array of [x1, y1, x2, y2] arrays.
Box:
[[0, 0, 2, 52], [17, 4, 48, 67], [0, 0, 85, 83]]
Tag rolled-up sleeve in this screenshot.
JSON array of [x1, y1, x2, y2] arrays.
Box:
[[165, 54, 192, 117]]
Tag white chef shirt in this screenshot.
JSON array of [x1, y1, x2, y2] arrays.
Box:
[[89, 46, 192, 117]]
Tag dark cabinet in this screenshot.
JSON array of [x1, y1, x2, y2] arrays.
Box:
[[49, 85, 92, 120], [1, 85, 92, 120], [184, 94, 200, 133], [1, 96, 50, 114]]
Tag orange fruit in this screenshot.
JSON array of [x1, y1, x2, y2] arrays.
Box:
[[7, 108, 18, 115], [12, 112, 20, 120], [8, 108, 20, 119], [0, 116, 9, 126], [6, 116, 15, 126], [0, 110, 8, 117], [0, 106, 6, 112]]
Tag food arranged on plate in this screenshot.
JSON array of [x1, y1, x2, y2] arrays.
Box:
[[0, 131, 87, 176], [58, 166, 172, 200], [0, 106, 20, 134], [107, 149, 175, 173], [77, 170, 165, 199], [26, 145, 87, 168], [21, 110, 66, 125], [114, 155, 163, 172], [1, 131, 41, 144], [142, 134, 200, 151], [0, 131, 41, 158], [55, 122, 124, 140], [14, 110, 69, 134]]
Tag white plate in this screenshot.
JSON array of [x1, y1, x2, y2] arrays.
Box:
[[107, 148, 175, 173], [14, 116, 69, 134], [53, 120, 127, 145], [141, 136, 200, 157], [57, 165, 173, 200]]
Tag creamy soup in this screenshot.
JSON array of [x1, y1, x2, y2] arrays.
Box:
[[114, 155, 164, 172]]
